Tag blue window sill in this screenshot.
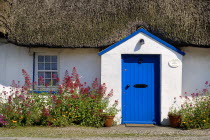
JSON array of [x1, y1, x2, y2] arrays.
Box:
[[28, 90, 58, 94]]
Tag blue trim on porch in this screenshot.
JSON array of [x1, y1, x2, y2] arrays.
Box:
[[98, 28, 185, 56]]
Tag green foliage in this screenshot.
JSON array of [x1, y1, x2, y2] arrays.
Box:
[[169, 81, 210, 129], [103, 99, 119, 116], [180, 94, 210, 129], [0, 67, 119, 128]]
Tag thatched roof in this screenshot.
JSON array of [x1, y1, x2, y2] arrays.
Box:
[[0, 0, 210, 48]]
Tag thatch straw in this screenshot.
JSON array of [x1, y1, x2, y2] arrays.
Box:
[[0, 0, 210, 48]]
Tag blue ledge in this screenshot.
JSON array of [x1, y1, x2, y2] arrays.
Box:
[[28, 90, 58, 94], [98, 28, 185, 56]]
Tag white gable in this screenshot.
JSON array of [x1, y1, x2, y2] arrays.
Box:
[[100, 29, 183, 125]]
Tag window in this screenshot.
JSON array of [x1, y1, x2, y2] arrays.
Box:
[[37, 55, 58, 87]]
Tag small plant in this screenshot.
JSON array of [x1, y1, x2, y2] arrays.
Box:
[[168, 97, 181, 116], [168, 107, 181, 116], [168, 97, 182, 128], [103, 100, 119, 116]]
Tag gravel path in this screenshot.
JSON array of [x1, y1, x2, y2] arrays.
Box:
[[0, 125, 209, 140]]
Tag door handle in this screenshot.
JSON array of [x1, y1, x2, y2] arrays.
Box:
[[125, 84, 130, 89]]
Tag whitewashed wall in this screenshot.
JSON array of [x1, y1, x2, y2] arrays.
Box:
[[0, 43, 101, 92], [0, 43, 33, 87], [101, 32, 183, 125], [182, 47, 210, 95], [31, 48, 101, 85]]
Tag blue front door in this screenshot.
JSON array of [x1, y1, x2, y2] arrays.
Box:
[[122, 55, 160, 124]]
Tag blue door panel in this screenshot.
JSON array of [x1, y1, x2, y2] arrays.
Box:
[[122, 55, 160, 124]]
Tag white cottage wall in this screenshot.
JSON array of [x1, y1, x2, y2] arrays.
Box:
[[32, 48, 101, 85], [182, 47, 210, 95], [0, 43, 33, 87], [101, 32, 183, 125], [0, 44, 101, 94]]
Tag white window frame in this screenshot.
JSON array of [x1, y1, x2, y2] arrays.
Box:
[[35, 53, 60, 90]]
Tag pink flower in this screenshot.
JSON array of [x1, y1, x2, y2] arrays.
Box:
[[205, 81, 208, 85], [71, 67, 79, 81], [92, 78, 99, 90], [89, 94, 95, 99], [45, 83, 49, 88], [115, 100, 119, 105], [203, 88, 207, 93], [98, 109, 103, 113], [56, 77, 60, 83], [71, 95, 78, 99], [52, 74, 56, 78], [39, 76, 44, 85], [97, 83, 107, 97], [22, 69, 32, 91], [107, 89, 113, 98]]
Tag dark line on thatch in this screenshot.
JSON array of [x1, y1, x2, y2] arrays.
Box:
[[7, 40, 108, 49], [8, 39, 210, 50]]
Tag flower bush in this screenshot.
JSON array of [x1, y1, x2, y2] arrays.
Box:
[[0, 67, 118, 128], [169, 81, 210, 129]]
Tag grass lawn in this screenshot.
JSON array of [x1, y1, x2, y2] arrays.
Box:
[[0, 126, 195, 138]]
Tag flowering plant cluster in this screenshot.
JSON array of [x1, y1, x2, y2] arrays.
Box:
[[0, 67, 119, 127], [169, 81, 210, 129]]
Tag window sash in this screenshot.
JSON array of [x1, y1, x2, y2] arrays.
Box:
[[36, 55, 59, 87]]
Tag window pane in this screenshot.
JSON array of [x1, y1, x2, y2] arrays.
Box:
[[53, 79, 57, 86], [51, 63, 57, 70], [52, 72, 58, 78], [38, 80, 41, 86], [38, 56, 44, 62], [38, 79, 44, 86], [52, 56, 57, 62], [38, 72, 44, 79], [38, 63, 44, 70], [45, 79, 51, 86], [45, 63, 51, 70], [45, 56, 51, 62], [45, 72, 51, 78]]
